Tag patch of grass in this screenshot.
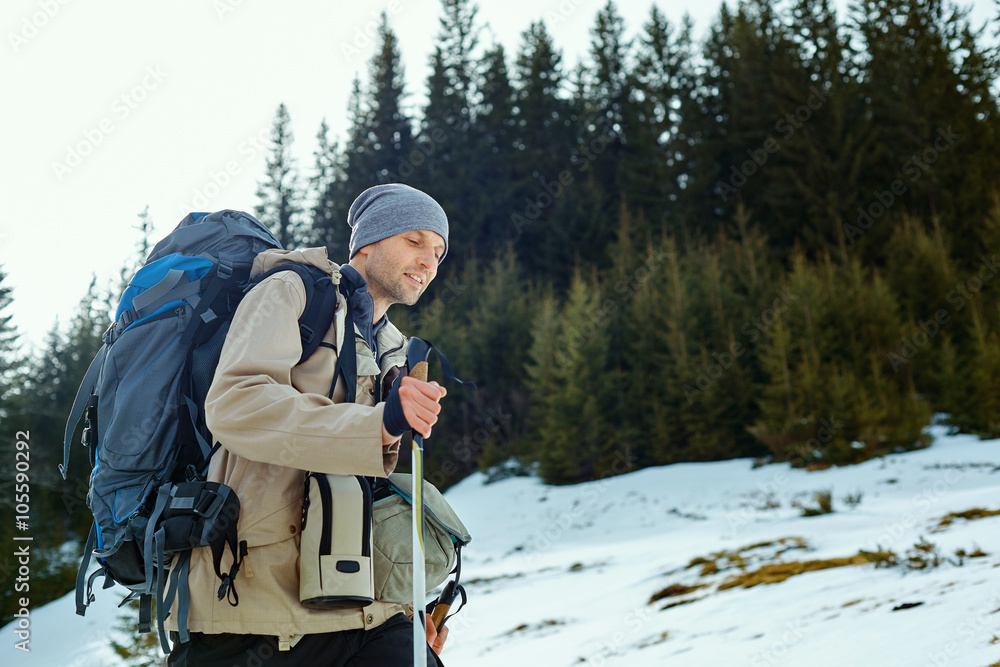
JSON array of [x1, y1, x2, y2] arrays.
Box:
[[686, 556, 712, 570], [698, 559, 719, 576], [465, 572, 525, 585], [797, 489, 834, 517], [905, 537, 943, 570], [637, 631, 670, 648], [649, 583, 705, 604], [954, 546, 989, 565], [742, 538, 784, 550], [505, 619, 564, 635], [746, 490, 780, 510], [862, 538, 988, 570], [717, 555, 868, 590], [858, 549, 899, 568], [935, 507, 1000, 531], [659, 597, 703, 611], [686, 537, 811, 580], [842, 490, 864, 509]]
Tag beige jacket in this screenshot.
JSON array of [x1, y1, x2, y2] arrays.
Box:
[[167, 247, 409, 646]]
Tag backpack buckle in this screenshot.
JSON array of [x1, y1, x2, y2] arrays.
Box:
[[193, 487, 224, 518], [299, 324, 316, 345]]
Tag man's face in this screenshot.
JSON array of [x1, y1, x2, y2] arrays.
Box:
[[361, 229, 444, 307]]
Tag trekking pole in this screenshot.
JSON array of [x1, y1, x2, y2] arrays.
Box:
[[406, 337, 433, 667]]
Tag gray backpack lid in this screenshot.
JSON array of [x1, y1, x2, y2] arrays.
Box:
[[145, 210, 280, 266]]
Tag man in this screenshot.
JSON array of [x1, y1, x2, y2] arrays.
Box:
[[166, 184, 452, 666]]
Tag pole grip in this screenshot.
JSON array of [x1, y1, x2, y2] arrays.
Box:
[[430, 602, 451, 630], [409, 361, 429, 382]]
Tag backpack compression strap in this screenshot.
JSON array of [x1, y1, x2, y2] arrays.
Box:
[[145, 481, 245, 652]]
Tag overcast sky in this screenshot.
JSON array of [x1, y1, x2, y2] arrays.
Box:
[[2, 0, 996, 351]]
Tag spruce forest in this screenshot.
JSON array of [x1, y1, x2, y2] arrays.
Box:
[[1, 0, 999, 624]]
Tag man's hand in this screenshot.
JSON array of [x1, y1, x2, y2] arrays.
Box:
[[382, 377, 447, 444], [427, 614, 449, 655], [408, 612, 449, 656]]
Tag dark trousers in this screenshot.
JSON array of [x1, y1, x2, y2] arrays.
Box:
[[166, 613, 445, 666]]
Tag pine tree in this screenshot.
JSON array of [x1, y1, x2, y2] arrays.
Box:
[[623, 234, 700, 465], [0, 266, 23, 423], [1, 280, 105, 623], [628, 7, 693, 229], [577, 0, 632, 261], [11, 279, 106, 591], [344, 74, 375, 190], [308, 119, 344, 246], [526, 271, 615, 484], [751, 252, 931, 464], [524, 289, 561, 469], [851, 0, 1000, 265], [434, 0, 481, 127], [366, 13, 414, 183], [408, 249, 536, 484], [509, 20, 578, 280], [410, 0, 487, 263], [473, 43, 517, 257], [110, 206, 155, 317], [255, 103, 305, 247], [968, 303, 1000, 437], [766, 0, 871, 256], [679, 0, 834, 250]]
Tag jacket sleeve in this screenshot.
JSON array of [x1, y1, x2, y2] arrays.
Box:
[[205, 271, 393, 477]]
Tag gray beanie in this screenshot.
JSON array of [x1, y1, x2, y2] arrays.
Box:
[[347, 184, 449, 260]]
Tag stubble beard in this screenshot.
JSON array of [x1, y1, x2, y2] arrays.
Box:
[[365, 254, 424, 308]]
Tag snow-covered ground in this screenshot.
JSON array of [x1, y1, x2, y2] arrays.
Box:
[[4, 425, 1000, 666]]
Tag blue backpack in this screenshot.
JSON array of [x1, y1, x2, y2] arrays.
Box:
[[62, 210, 340, 652]]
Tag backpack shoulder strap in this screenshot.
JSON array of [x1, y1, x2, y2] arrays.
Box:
[[61, 345, 107, 480], [251, 263, 340, 365]]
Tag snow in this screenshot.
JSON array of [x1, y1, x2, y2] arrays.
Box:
[[4, 425, 1000, 666]]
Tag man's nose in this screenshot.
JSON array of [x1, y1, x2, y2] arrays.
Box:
[[416, 248, 436, 269]]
